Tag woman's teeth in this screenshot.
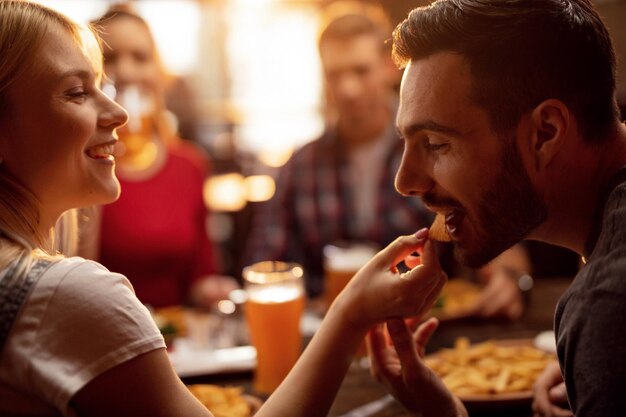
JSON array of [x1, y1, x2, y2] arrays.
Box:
[[86, 144, 115, 159]]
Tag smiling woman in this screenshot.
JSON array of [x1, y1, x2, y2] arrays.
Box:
[[0, 1, 126, 256]]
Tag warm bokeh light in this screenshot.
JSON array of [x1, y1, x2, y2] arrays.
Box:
[[226, 2, 324, 151], [258, 146, 294, 168], [203, 173, 247, 212], [244, 175, 276, 202], [33, 0, 200, 75]]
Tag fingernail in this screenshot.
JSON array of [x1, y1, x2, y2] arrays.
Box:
[[414, 228, 429, 239]]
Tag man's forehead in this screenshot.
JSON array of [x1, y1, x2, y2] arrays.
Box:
[[396, 53, 480, 133]]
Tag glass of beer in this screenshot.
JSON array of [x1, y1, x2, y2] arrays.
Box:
[[323, 241, 378, 310], [323, 242, 377, 360], [243, 261, 305, 395]]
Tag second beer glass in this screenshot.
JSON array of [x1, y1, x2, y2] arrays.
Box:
[[243, 261, 305, 395]]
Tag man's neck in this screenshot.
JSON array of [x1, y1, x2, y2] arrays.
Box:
[[535, 122, 626, 255]]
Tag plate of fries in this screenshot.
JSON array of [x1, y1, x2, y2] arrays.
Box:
[[429, 279, 482, 321], [424, 337, 556, 411], [188, 384, 262, 417]]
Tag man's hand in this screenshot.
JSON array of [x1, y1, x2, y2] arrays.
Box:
[[472, 244, 531, 320], [367, 317, 467, 417], [532, 361, 572, 417], [471, 269, 525, 320]]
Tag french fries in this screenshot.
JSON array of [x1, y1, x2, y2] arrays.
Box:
[[425, 337, 555, 396], [188, 384, 251, 417]]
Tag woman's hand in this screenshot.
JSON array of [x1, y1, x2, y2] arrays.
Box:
[[532, 361, 572, 417], [367, 318, 467, 417], [334, 228, 447, 330]]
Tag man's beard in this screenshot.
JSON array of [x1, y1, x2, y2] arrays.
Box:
[[457, 135, 548, 268]]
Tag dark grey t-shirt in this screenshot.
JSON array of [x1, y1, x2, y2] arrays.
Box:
[[555, 167, 626, 416]]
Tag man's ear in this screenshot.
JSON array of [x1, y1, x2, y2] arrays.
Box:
[[527, 99, 570, 171]]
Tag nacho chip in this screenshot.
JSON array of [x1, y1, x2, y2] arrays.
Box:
[[429, 213, 451, 242]]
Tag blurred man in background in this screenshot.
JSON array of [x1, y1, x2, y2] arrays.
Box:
[[244, 4, 432, 297]]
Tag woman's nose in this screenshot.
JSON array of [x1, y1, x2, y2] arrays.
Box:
[[98, 91, 129, 130]]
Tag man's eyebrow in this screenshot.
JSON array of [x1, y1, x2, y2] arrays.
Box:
[[397, 120, 462, 138]]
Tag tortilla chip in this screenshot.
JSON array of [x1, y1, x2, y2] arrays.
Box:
[[429, 214, 451, 242]]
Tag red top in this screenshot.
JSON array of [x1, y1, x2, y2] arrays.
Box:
[[99, 141, 218, 308]]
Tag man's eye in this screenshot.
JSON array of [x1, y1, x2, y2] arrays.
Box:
[[425, 142, 448, 151]]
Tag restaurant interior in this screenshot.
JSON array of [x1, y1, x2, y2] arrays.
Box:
[[26, 1, 626, 416]]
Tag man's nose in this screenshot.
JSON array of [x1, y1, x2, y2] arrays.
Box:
[[394, 150, 432, 197], [336, 74, 362, 101]]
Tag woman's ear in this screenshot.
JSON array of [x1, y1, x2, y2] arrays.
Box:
[[528, 99, 570, 171]]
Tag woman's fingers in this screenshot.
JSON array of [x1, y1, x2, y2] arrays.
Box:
[[372, 229, 428, 271]]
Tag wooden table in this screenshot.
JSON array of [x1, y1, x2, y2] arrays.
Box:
[[181, 277, 572, 417]]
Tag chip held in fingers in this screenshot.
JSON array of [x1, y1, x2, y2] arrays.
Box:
[[429, 213, 452, 242]]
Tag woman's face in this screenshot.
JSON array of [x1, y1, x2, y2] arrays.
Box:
[[0, 24, 128, 222], [99, 16, 161, 93]]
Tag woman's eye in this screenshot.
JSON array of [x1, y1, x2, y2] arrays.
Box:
[[66, 89, 89, 102]]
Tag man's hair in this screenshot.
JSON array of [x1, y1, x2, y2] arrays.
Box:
[[392, 0, 619, 141], [318, 2, 392, 54]]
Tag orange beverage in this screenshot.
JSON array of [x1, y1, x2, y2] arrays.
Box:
[[323, 242, 378, 309], [243, 261, 305, 395], [324, 268, 356, 311], [323, 243, 378, 359]]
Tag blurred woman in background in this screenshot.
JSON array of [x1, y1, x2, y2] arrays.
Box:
[[87, 4, 237, 309]]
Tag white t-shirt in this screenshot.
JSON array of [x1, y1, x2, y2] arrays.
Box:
[[0, 257, 165, 417], [347, 127, 395, 235]]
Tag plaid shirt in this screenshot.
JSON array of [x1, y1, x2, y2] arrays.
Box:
[[244, 123, 433, 296]]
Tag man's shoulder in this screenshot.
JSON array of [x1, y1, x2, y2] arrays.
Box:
[[288, 131, 337, 162]]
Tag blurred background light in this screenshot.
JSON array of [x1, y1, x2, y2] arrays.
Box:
[[244, 175, 276, 202], [204, 173, 247, 212], [258, 146, 294, 168]]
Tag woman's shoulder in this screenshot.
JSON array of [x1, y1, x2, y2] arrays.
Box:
[[41, 256, 134, 299]]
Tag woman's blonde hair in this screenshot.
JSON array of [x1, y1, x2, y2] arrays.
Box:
[[0, 1, 99, 272]]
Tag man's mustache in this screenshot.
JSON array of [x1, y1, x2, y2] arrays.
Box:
[[421, 192, 462, 211]]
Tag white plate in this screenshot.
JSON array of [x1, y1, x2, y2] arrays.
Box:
[[534, 330, 557, 353], [169, 339, 257, 378]]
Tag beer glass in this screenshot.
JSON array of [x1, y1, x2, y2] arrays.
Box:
[[323, 242, 378, 309], [323, 242, 377, 359], [243, 261, 305, 395]]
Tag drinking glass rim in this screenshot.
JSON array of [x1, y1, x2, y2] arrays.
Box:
[[243, 261, 304, 284]]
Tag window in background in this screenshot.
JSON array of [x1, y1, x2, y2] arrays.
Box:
[[33, 0, 200, 75], [225, 0, 325, 157]]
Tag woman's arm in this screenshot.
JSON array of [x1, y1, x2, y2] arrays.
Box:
[[72, 349, 213, 417]]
